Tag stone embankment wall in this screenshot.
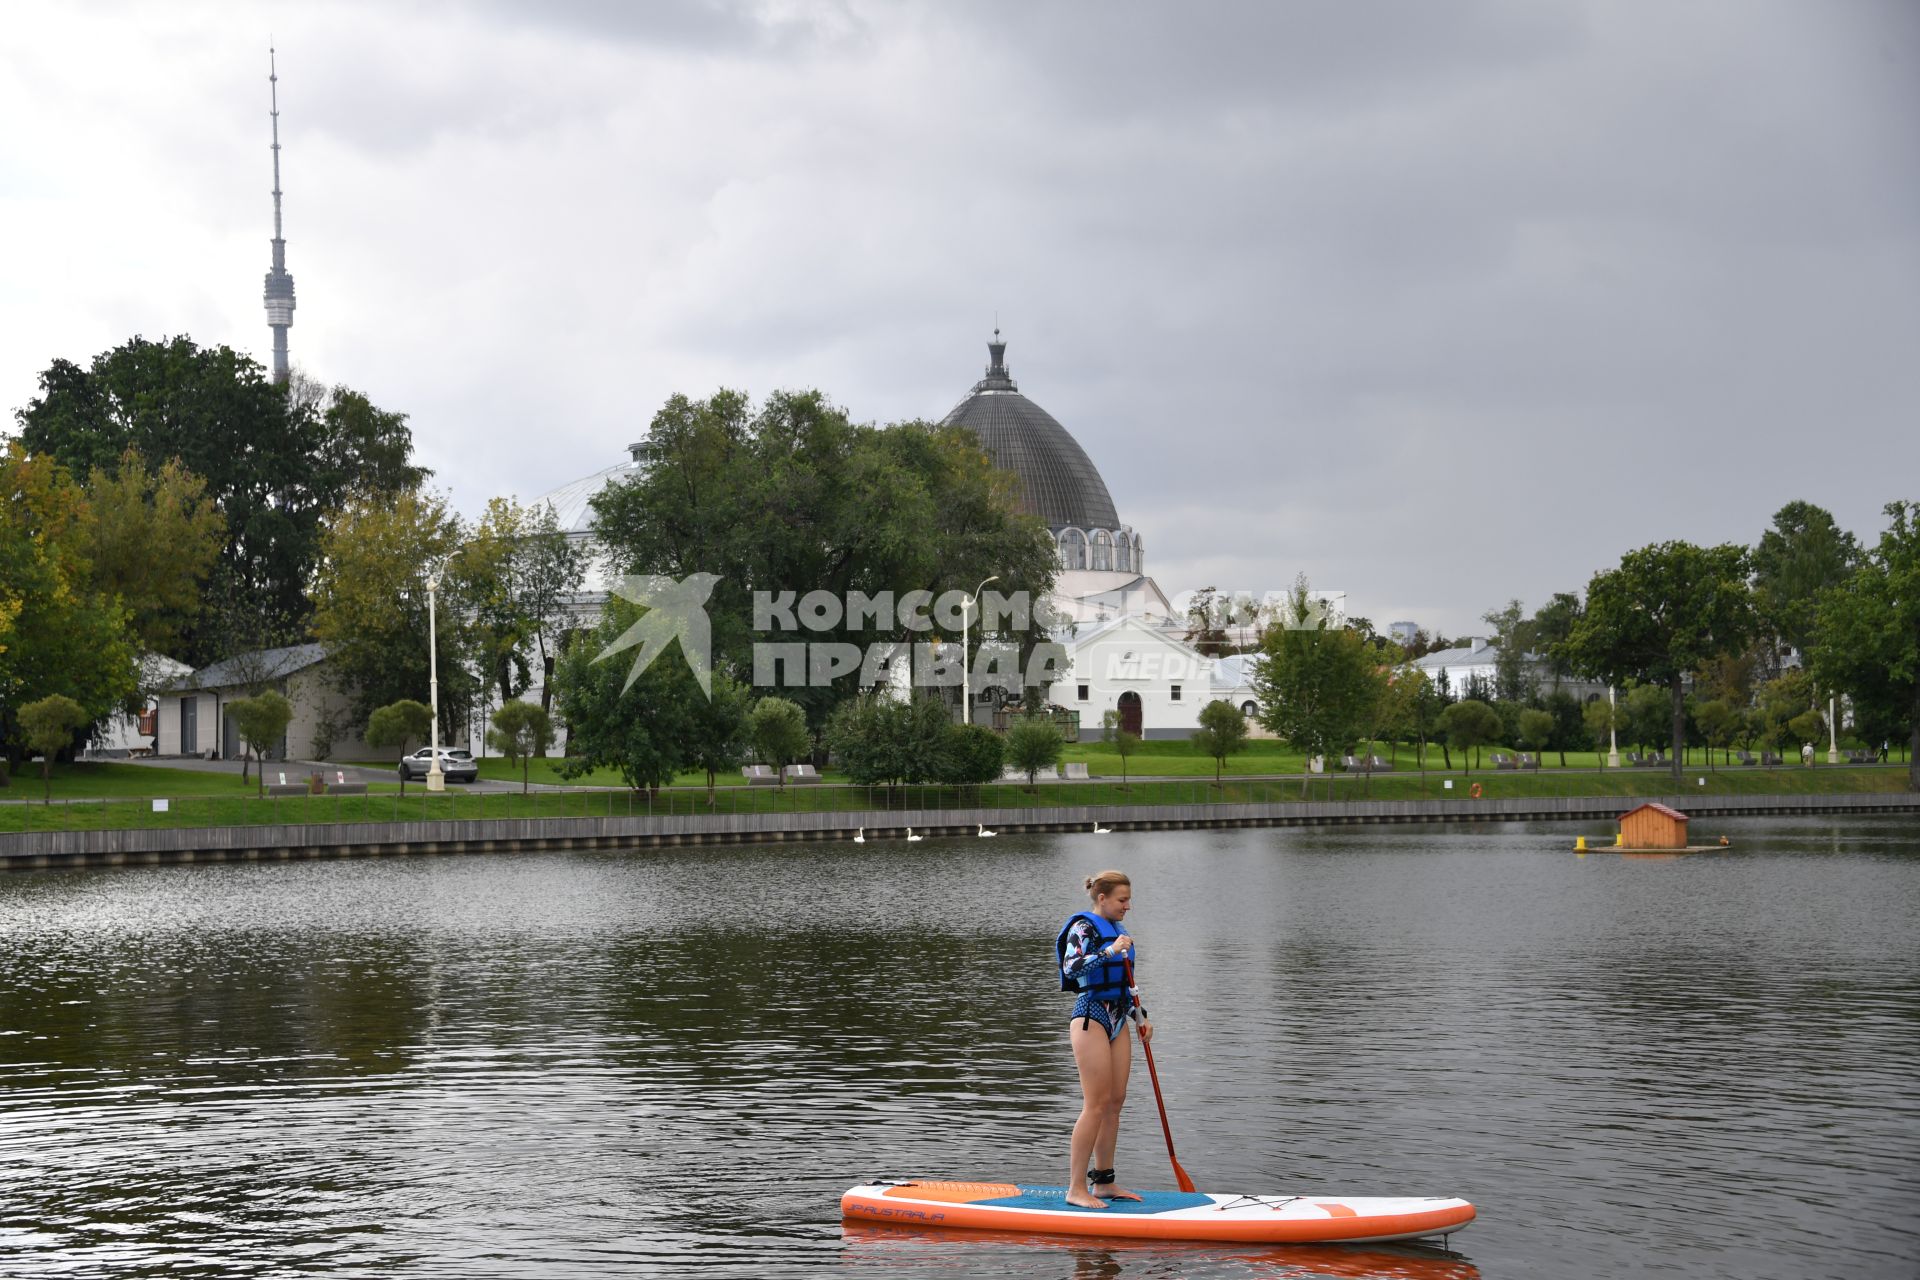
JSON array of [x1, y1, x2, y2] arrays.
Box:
[[3, 793, 1914, 871]]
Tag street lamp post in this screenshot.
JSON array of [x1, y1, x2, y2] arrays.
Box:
[[1607, 684, 1620, 770], [425, 569, 445, 792], [961, 575, 999, 726], [1828, 694, 1839, 765]]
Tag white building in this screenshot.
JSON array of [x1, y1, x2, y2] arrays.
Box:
[[155, 644, 385, 762]]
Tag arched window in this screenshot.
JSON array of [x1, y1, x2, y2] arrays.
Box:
[[1114, 530, 1132, 573], [1059, 528, 1088, 571], [1091, 530, 1113, 572], [1131, 532, 1145, 575], [1241, 700, 1257, 717]]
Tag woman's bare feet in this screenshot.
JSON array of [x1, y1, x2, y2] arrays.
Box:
[[1097, 1182, 1144, 1202], [1064, 1189, 1109, 1210]]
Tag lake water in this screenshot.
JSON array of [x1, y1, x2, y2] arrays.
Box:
[[1, 816, 1916, 1279]]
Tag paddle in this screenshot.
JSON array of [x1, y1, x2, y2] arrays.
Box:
[[1125, 955, 1195, 1193]]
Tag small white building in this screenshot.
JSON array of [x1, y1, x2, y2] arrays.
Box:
[[155, 644, 384, 762]]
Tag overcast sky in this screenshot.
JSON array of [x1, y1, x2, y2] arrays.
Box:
[[4, 0, 1916, 637]]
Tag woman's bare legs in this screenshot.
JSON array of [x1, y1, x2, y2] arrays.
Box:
[[1067, 1019, 1137, 1208], [1092, 1026, 1140, 1200]]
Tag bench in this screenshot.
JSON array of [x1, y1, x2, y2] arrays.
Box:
[[1517, 752, 1540, 770], [783, 764, 821, 784], [1491, 752, 1517, 771], [1064, 762, 1090, 780], [743, 765, 778, 786], [266, 783, 309, 797]]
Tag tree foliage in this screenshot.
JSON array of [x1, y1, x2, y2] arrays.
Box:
[[943, 723, 1004, 786], [80, 449, 225, 657], [1563, 541, 1755, 783], [747, 696, 812, 789], [553, 596, 731, 793], [1251, 577, 1388, 796], [1752, 500, 1858, 668], [227, 691, 294, 796], [16, 337, 426, 663], [1440, 698, 1502, 773], [0, 443, 137, 766], [309, 488, 476, 732], [1004, 713, 1064, 786], [457, 497, 585, 720], [1814, 501, 1920, 790], [487, 701, 554, 795], [1193, 698, 1249, 784], [19, 694, 88, 803], [366, 699, 433, 794], [587, 389, 1059, 729]]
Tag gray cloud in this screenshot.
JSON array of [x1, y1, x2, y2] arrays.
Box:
[[2, 0, 1915, 638]]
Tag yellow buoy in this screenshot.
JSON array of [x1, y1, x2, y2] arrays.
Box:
[[1575, 835, 1588, 851], [1614, 831, 1624, 848]]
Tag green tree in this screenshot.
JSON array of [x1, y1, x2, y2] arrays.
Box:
[[1753, 671, 1816, 761], [487, 701, 554, 795], [587, 388, 1058, 731], [0, 444, 137, 768], [1516, 707, 1555, 766], [1183, 586, 1233, 657], [1005, 713, 1064, 786], [365, 699, 433, 794], [1545, 689, 1583, 767], [1440, 698, 1502, 773], [827, 695, 913, 790], [552, 596, 716, 794], [1751, 500, 1859, 672], [1193, 698, 1249, 786], [81, 449, 225, 658], [1530, 592, 1585, 692], [1814, 500, 1920, 790], [1563, 541, 1756, 784], [457, 496, 586, 731], [1251, 577, 1387, 796], [748, 696, 811, 790], [19, 694, 88, 803], [16, 338, 427, 663], [1402, 667, 1442, 770], [682, 674, 750, 802], [1692, 698, 1740, 769], [941, 723, 1004, 787], [1100, 708, 1141, 789], [1624, 683, 1669, 755], [309, 487, 476, 732], [227, 691, 294, 798], [1583, 697, 1621, 769], [1481, 599, 1535, 702]]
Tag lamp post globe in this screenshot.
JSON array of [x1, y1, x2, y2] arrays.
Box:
[[961, 575, 999, 727]]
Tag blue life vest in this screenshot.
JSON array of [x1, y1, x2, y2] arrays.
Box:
[[1056, 910, 1132, 1003]]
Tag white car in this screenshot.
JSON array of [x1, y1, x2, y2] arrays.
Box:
[[398, 747, 478, 783]]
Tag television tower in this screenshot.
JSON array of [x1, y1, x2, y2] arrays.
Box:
[[263, 47, 295, 383]]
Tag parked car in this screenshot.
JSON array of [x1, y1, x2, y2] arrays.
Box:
[[398, 747, 479, 783]]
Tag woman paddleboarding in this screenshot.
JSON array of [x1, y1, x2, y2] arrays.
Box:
[[1056, 869, 1154, 1210]]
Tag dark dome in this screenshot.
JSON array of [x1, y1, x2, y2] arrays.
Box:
[[940, 333, 1120, 532]]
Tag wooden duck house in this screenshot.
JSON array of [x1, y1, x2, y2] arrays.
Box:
[[1619, 802, 1689, 850]]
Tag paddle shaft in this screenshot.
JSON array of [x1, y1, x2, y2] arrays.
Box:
[[1124, 955, 1195, 1193]]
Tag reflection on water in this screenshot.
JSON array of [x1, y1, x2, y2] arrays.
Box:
[[1, 816, 1916, 1278]]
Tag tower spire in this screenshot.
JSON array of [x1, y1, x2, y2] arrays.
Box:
[[263, 46, 296, 384]]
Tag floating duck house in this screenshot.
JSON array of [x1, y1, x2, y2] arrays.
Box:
[[1619, 802, 1690, 851]]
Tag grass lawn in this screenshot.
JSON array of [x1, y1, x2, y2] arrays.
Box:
[[2, 762, 1907, 835], [0, 760, 368, 801]]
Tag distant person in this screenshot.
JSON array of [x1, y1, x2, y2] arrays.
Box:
[[1056, 869, 1154, 1210], [1801, 742, 1814, 767]]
